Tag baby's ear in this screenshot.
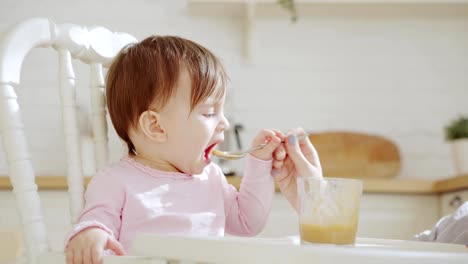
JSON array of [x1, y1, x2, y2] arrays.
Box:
[[138, 110, 167, 142]]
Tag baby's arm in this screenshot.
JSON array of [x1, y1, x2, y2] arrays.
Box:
[[224, 129, 282, 236], [65, 169, 126, 263], [413, 201, 468, 245]]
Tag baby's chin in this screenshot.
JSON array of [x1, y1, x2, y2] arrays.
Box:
[[178, 162, 210, 175], [192, 163, 210, 175]]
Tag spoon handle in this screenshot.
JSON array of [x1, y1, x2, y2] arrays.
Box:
[[250, 134, 308, 153]]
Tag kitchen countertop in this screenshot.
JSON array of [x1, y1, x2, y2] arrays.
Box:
[[1, 174, 468, 194], [228, 174, 468, 194]]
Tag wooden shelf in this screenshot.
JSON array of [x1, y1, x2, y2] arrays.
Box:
[[434, 174, 468, 193], [0, 176, 91, 190], [2, 174, 468, 194], [232, 175, 468, 194]]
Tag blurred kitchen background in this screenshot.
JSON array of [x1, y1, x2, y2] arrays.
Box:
[[1, 0, 468, 257], [2, 0, 468, 179]]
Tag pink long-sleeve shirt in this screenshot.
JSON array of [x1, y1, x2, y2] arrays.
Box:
[[65, 155, 275, 252]]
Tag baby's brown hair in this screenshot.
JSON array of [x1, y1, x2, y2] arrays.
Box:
[[106, 36, 229, 155]]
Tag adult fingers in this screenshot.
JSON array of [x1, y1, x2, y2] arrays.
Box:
[[285, 130, 316, 177], [273, 159, 283, 169], [295, 127, 322, 173], [274, 144, 286, 161]]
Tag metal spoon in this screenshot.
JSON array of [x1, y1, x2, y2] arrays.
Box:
[[212, 134, 307, 160]]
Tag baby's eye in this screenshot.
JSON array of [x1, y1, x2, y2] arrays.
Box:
[[203, 113, 216, 118]]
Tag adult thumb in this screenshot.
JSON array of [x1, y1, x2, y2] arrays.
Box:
[[285, 134, 311, 173], [105, 237, 126, 256]]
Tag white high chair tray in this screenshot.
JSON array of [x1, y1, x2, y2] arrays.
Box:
[[131, 235, 468, 264]]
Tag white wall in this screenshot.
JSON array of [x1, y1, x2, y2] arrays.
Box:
[[1, 1, 468, 179]]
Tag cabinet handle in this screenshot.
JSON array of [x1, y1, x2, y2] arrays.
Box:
[[449, 195, 463, 208]]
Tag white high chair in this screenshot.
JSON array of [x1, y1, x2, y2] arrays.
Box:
[[1, 17, 468, 264], [0, 17, 203, 264]]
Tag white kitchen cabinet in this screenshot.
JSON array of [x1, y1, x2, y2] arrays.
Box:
[[260, 193, 440, 240], [439, 189, 468, 216], [358, 193, 439, 240]]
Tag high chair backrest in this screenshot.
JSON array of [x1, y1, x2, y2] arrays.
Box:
[[0, 17, 136, 264]]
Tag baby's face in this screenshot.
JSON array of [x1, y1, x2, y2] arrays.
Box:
[[159, 68, 229, 174]]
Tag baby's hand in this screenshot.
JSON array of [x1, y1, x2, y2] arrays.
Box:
[[249, 129, 283, 161], [66, 227, 125, 264]]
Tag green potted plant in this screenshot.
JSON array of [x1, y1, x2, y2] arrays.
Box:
[[445, 116, 468, 175], [278, 0, 297, 23]]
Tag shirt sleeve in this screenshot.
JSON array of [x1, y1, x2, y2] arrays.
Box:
[[413, 201, 468, 245], [223, 154, 275, 236], [64, 168, 125, 248]]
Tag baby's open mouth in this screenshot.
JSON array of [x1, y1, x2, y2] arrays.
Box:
[[204, 143, 217, 162]]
